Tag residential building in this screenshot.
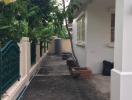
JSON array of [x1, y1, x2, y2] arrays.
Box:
[[71, 0, 132, 100]]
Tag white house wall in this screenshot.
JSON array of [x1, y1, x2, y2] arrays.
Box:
[[72, 19, 87, 67], [72, 0, 115, 74]]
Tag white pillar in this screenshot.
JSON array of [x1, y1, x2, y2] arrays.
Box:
[[20, 37, 31, 78], [111, 0, 132, 100], [36, 42, 40, 62]]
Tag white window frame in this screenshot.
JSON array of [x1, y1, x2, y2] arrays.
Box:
[[111, 13, 115, 43], [107, 9, 115, 48], [76, 13, 85, 47]]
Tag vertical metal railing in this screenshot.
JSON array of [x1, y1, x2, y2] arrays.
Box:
[[31, 41, 36, 65], [47, 42, 48, 51], [40, 41, 48, 57], [0, 49, 2, 97], [0, 40, 20, 95], [44, 41, 46, 53], [40, 41, 43, 57]]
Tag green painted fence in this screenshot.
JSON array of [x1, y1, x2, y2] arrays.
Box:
[[31, 41, 36, 65], [0, 40, 20, 95]]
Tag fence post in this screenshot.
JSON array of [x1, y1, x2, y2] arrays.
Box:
[[20, 37, 31, 79], [40, 41, 43, 56], [47, 41, 48, 51], [44, 41, 46, 53], [36, 41, 40, 62], [0, 49, 1, 96], [31, 41, 36, 65]]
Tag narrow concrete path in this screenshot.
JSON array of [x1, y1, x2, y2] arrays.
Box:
[[21, 55, 109, 100]]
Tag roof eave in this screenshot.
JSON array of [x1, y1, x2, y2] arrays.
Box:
[[70, 0, 93, 18]]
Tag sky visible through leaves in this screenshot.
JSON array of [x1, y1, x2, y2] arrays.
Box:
[[56, 0, 70, 8]]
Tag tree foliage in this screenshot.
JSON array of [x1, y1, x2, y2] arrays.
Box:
[[0, 0, 39, 42], [0, 0, 68, 46], [0, 0, 81, 48], [0, 0, 81, 67]]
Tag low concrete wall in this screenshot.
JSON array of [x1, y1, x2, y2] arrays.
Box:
[[48, 38, 72, 54], [1, 55, 46, 100], [1, 37, 47, 100], [61, 39, 72, 53]]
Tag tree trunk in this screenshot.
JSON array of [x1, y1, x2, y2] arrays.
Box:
[[62, 0, 80, 67]]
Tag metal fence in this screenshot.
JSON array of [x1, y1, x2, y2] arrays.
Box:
[[40, 41, 48, 57], [40, 41, 43, 57], [0, 40, 20, 95], [31, 41, 36, 65]]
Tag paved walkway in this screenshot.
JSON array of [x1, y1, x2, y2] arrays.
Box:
[[21, 55, 109, 100]]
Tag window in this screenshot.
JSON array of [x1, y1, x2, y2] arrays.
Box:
[[77, 15, 85, 43], [111, 13, 115, 42]]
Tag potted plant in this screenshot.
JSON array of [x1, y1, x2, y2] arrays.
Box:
[[79, 67, 92, 79]]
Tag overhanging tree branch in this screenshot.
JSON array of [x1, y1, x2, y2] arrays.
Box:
[[62, 0, 80, 67]]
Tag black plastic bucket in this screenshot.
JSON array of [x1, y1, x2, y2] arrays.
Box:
[[55, 38, 61, 55], [102, 60, 114, 76]]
